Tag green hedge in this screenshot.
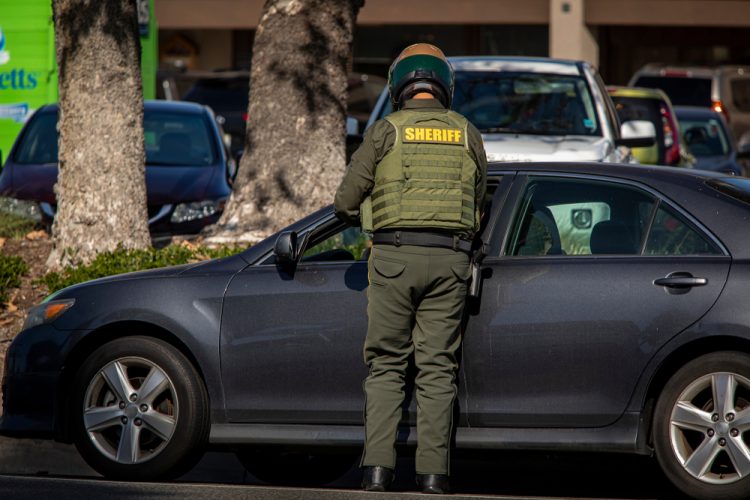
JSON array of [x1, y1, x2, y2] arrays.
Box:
[[0, 253, 28, 303], [39, 244, 245, 293]]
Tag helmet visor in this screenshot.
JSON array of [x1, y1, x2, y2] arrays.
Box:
[[390, 55, 454, 93]]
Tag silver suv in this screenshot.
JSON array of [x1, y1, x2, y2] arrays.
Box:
[[630, 64, 750, 145], [366, 56, 655, 163]]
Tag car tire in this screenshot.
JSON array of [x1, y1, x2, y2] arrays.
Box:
[[236, 446, 357, 486], [71, 336, 209, 480], [653, 351, 750, 500]]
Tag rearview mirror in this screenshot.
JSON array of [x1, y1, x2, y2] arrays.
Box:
[[616, 120, 656, 148], [274, 231, 299, 267]]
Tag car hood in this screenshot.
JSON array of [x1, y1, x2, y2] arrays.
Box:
[[482, 134, 611, 162], [47, 254, 249, 302]]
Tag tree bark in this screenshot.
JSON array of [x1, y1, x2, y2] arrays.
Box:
[[205, 0, 362, 244], [48, 0, 150, 270]]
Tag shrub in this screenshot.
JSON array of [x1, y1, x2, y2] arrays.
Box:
[[0, 253, 28, 303], [39, 244, 245, 293], [0, 212, 40, 238]]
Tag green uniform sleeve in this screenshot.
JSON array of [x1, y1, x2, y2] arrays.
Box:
[[334, 120, 395, 226], [467, 122, 488, 216]]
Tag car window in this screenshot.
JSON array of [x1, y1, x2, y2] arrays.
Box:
[[612, 96, 666, 158], [12, 109, 218, 167], [374, 72, 601, 137], [633, 76, 712, 107], [678, 117, 730, 156], [453, 72, 601, 136], [144, 111, 217, 167], [12, 112, 58, 164], [508, 177, 655, 256], [644, 205, 721, 256], [302, 225, 372, 262]]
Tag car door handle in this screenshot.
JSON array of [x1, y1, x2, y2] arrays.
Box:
[[653, 274, 707, 288]]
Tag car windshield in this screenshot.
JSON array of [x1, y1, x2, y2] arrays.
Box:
[[633, 76, 712, 107], [375, 71, 601, 136], [13, 109, 217, 167], [12, 111, 58, 164], [452, 72, 601, 136], [612, 95, 666, 156], [144, 111, 217, 166], [678, 116, 730, 156]]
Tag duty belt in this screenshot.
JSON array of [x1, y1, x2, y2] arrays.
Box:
[[372, 230, 472, 254]]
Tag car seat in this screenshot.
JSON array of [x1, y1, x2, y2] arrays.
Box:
[[589, 220, 638, 255]]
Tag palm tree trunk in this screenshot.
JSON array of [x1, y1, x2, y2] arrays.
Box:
[[205, 0, 362, 244], [48, 0, 150, 269]]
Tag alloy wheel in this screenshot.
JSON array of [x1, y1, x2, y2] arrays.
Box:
[[669, 371, 750, 484], [83, 356, 179, 465]]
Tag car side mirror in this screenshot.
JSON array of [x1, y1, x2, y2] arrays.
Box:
[[616, 120, 656, 148], [274, 231, 299, 267]]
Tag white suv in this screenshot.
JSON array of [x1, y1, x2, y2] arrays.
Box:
[[366, 56, 654, 163]]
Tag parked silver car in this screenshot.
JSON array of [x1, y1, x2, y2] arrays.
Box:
[[366, 56, 655, 163]]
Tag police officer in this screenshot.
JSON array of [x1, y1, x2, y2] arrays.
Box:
[[334, 43, 487, 494]]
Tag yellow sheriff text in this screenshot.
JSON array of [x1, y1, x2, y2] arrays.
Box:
[[403, 127, 463, 144]]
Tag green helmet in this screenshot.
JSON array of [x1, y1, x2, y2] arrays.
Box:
[[388, 43, 454, 109]]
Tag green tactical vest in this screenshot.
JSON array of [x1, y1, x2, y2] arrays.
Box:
[[360, 109, 479, 234]]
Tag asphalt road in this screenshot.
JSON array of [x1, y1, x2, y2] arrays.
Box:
[[0, 439, 690, 499]]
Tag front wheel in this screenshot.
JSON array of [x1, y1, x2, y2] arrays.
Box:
[[72, 336, 209, 480], [653, 352, 750, 500]]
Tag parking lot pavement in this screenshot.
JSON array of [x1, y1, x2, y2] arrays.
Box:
[[0, 437, 677, 498]]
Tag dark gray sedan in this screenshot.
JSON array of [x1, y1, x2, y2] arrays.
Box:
[[3, 162, 750, 499]]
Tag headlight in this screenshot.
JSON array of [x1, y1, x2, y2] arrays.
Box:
[[170, 199, 226, 223], [22, 299, 75, 330]]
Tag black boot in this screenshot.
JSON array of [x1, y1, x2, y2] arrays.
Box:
[[361, 466, 395, 491], [416, 474, 450, 494]]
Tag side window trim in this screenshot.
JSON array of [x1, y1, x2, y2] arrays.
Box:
[[638, 198, 661, 255]]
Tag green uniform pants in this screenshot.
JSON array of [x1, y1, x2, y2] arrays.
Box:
[[362, 244, 471, 475]]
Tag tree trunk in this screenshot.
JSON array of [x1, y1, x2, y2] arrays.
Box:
[[48, 0, 150, 270], [205, 0, 362, 244]]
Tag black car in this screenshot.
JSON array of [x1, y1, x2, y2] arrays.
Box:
[[0, 100, 236, 236], [3, 162, 750, 499]]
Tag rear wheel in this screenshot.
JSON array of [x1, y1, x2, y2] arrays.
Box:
[[72, 336, 209, 480], [653, 352, 750, 500]]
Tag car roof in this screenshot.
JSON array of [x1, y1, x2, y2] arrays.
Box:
[[607, 85, 669, 101], [448, 56, 584, 76], [487, 160, 725, 182], [674, 105, 725, 119], [37, 99, 209, 115], [633, 64, 750, 78]]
